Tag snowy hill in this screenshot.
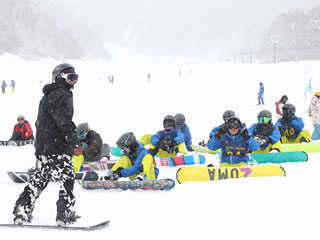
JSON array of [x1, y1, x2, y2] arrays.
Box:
[[0, 46, 320, 239]]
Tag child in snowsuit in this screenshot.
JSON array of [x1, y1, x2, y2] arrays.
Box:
[[208, 116, 259, 167], [175, 113, 193, 151], [275, 103, 311, 143], [73, 123, 110, 172], [275, 95, 288, 120], [9, 115, 34, 141], [104, 132, 159, 181], [148, 115, 186, 158], [307, 92, 320, 140], [248, 110, 282, 153]]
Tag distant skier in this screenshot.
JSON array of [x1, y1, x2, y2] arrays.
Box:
[[9, 79, 16, 92], [102, 132, 159, 181], [1, 80, 7, 93], [275, 95, 288, 120], [208, 116, 259, 167], [9, 115, 34, 141], [174, 113, 193, 152], [248, 110, 282, 153], [258, 82, 264, 105], [307, 92, 320, 140], [13, 63, 82, 226], [147, 72, 151, 82], [148, 115, 186, 157], [275, 103, 311, 143]]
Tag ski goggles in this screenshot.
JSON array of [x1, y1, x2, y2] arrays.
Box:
[[226, 119, 241, 129], [78, 132, 87, 139], [60, 73, 79, 84], [164, 121, 175, 128], [258, 116, 271, 123]]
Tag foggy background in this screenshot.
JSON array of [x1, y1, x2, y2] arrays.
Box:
[[56, 0, 320, 57], [1, 0, 320, 61]]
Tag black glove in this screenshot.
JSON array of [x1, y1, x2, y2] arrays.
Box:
[[148, 148, 158, 157], [215, 127, 226, 139], [158, 140, 170, 151], [240, 129, 250, 141], [113, 167, 123, 178], [199, 140, 207, 147], [187, 147, 194, 152], [168, 140, 176, 149]]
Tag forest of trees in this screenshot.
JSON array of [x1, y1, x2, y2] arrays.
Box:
[[241, 6, 320, 63], [0, 0, 110, 60]]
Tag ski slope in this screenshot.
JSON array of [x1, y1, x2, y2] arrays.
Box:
[[0, 47, 320, 240]]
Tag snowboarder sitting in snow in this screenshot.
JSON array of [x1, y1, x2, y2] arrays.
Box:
[[208, 116, 259, 167], [275, 103, 311, 143], [9, 115, 34, 142], [102, 132, 159, 181], [275, 95, 288, 120], [175, 113, 194, 152], [73, 122, 110, 172], [147, 115, 186, 158], [199, 110, 244, 147], [307, 92, 320, 140], [248, 110, 282, 153]]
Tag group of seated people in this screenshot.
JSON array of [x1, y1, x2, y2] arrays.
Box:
[[10, 102, 311, 181]]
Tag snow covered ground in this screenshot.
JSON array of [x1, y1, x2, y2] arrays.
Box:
[[0, 46, 320, 240]]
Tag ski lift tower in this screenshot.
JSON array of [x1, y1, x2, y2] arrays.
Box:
[[269, 35, 280, 64]]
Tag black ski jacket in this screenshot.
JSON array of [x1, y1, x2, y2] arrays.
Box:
[[34, 82, 79, 156]]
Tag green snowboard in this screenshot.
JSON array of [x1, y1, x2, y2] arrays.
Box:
[[110, 147, 122, 157], [248, 151, 308, 164]]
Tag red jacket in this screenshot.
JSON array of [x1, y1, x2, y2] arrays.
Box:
[[12, 121, 34, 140]]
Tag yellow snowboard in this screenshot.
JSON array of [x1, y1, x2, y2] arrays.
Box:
[[176, 165, 286, 183]]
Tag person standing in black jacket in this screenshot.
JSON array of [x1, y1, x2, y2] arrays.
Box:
[[13, 63, 82, 226]]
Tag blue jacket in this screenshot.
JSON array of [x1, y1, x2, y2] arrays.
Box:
[[151, 128, 184, 146], [120, 142, 159, 178], [259, 84, 264, 96], [209, 123, 247, 139], [275, 115, 304, 139], [248, 123, 281, 149], [176, 124, 192, 150], [208, 132, 259, 164]]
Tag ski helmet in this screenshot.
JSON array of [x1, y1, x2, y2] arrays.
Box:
[[163, 115, 175, 128], [17, 115, 25, 121], [76, 123, 89, 139], [258, 110, 272, 123], [116, 132, 137, 148], [280, 95, 288, 103], [225, 117, 242, 130], [52, 63, 75, 83], [222, 110, 235, 122], [175, 113, 185, 126], [282, 103, 296, 117]]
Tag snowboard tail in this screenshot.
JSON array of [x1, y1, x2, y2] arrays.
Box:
[[248, 151, 308, 164], [78, 178, 175, 190], [153, 154, 205, 166], [176, 165, 286, 183]]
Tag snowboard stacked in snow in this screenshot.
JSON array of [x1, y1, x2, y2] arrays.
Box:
[[192, 142, 320, 154], [0, 140, 34, 146], [176, 165, 286, 183], [78, 178, 175, 191]]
